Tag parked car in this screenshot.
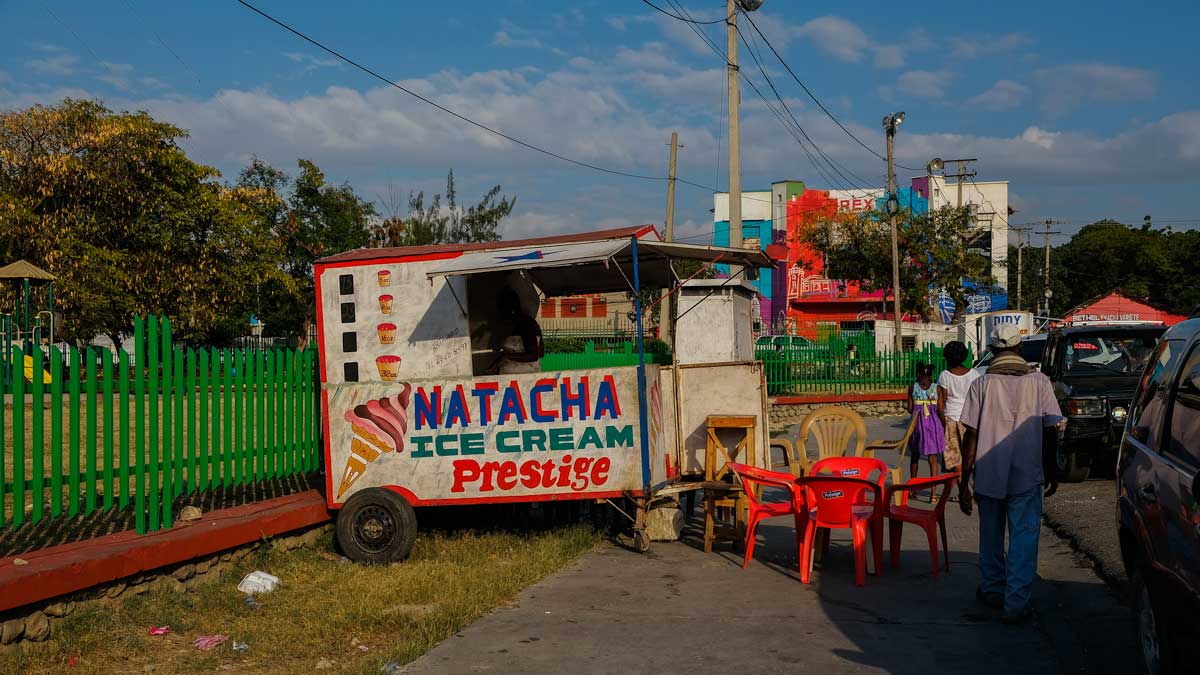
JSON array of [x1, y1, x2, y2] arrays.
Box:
[[1043, 324, 1166, 482], [1117, 318, 1200, 675], [974, 333, 1047, 371]]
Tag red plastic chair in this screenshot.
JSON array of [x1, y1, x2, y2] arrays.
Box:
[[728, 462, 806, 570], [809, 457, 888, 572], [885, 473, 959, 578], [796, 475, 884, 587]]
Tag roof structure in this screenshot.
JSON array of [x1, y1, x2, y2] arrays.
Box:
[[1061, 289, 1188, 326], [0, 260, 55, 284], [316, 225, 659, 265]]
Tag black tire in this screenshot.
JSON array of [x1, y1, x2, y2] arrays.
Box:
[[1057, 447, 1091, 483], [1132, 568, 1175, 675], [633, 529, 650, 554], [335, 488, 418, 565]]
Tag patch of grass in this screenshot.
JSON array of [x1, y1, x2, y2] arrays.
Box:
[[0, 525, 599, 674]]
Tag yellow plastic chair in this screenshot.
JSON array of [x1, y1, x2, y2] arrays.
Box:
[[788, 406, 868, 476]]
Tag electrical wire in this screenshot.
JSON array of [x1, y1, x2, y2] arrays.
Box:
[[123, 0, 201, 85], [639, 0, 731, 25], [738, 9, 923, 172]]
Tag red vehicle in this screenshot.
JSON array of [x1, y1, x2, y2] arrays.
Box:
[[1117, 318, 1200, 674]]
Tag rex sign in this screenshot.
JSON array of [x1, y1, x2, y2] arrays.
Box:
[[326, 366, 659, 504]]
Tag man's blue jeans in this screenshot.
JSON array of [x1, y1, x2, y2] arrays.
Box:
[[976, 486, 1042, 613]]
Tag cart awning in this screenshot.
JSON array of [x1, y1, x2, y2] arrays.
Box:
[[425, 238, 774, 297]]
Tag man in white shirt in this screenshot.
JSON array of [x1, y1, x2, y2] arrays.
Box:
[[959, 324, 1063, 624]]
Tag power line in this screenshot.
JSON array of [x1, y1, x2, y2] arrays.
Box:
[[639, 0, 730, 24], [123, 0, 201, 85], [238, 0, 682, 185], [738, 9, 922, 172]]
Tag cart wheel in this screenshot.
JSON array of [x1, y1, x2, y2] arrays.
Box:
[[336, 488, 418, 565], [633, 529, 651, 554]]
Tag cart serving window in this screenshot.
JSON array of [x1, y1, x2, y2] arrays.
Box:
[[313, 226, 773, 562]]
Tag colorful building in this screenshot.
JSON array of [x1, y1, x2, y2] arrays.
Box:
[[1061, 291, 1187, 327]]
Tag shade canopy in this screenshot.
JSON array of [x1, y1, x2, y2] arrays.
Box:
[[425, 238, 773, 297], [0, 260, 55, 284]]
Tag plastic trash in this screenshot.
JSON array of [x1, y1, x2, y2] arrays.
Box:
[[193, 635, 229, 651], [149, 626, 171, 636], [243, 595, 261, 609], [232, 641, 249, 653], [380, 661, 403, 675], [12, 558, 27, 566], [237, 571, 280, 595]]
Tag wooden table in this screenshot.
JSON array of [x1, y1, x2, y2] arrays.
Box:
[[703, 415, 757, 553]]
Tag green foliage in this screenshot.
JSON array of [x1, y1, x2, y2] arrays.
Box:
[[799, 205, 996, 320], [236, 157, 378, 341], [0, 99, 288, 345], [1011, 219, 1200, 316], [543, 336, 587, 353], [370, 170, 515, 247]]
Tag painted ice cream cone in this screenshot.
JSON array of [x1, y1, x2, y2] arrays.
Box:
[[377, 322, 397, 345], [377, 269, 391, 287], [379, 294, 393, 314], [375, 355, 401, 381], [337, 384, 413, 499]]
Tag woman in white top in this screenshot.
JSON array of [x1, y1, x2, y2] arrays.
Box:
[[937, 341, 979, 471]]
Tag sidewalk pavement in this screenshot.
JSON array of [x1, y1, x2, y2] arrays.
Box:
[[402, 416, 1136, 674]]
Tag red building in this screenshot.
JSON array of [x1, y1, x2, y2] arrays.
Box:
[[1062, 291, 1187, 327], [784, 189, 891, 338]]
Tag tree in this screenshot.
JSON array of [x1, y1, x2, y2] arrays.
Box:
[[0, 99, 287, 345], [237, 158, 377, 343], [370, 170, 514, 247], [799, 206, 997, 321]]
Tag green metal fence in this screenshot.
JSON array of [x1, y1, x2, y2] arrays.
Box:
[[1, 315, 319, 534], [540, 341, 671, 371], [760, 342, 971, 396]]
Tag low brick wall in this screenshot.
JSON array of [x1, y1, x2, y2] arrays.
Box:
[[0, 524, 331, 647], [768, 392, 907, 432]]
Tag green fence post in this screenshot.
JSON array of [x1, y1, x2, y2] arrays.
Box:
[[274, 350, 284, 479], [185, 348, 196, 494], [102, 350, 114, 511], [198, 348, 209, 493], [133, 318, 145, 533], [222, 348, 233, 488], [68, 347, 81, 518], [11, 350, 25, 526], [234, 349, 245, 486], [50, 347, 63, 518], [258, 350, 267, 480], [160, 317, 173, 528], [118, 349, 129, 509], [84, 347, 98, 515], [304, 349, 315, 471], [31, 345, 44, 524], [245, 350, 256, 482], [290, 350, 300, 475], [174, 349, 184, 497], [210, 347, 221, 489], [147, 318, 160, 532]]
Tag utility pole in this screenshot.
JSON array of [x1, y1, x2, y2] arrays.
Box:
[[883, 112, 905, 353], [1039, 219, 1065, 317], [725, 0, 742, 256], [1011, 226, 1032, 311], [940, 159, 977, 210], [662, 132, 680, 349]]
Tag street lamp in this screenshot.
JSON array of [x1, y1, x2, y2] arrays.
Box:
[[882, 111, 905, 353]]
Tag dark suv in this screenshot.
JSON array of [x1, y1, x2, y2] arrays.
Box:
[[1043, 325, 1166, 481], [1117, 319, 1200, 675]]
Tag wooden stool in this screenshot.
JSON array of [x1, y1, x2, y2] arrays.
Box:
[[703, 415, 757, 553]]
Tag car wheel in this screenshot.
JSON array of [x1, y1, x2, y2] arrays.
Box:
[[1132, 568, 1174, 675], [335, 488, 418, 565], [1057, 447, 1091, 482]]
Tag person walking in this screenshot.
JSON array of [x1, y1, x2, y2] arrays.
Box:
[[958, 324, 1063, 624], [937, 341, 979, 472]]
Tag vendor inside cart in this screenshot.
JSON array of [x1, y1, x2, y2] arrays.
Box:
[[468, 272, 544, 375]]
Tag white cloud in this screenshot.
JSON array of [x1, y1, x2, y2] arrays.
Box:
[[1034, 63, 1158, 115], [796, 16, 869, 62], [96, 62, 135, 91], [880, 70, 955, 100], [949, 32, 1031, 59], [27, 51, 79, 76], [967, 80, 1030, 111], [873, 44, 905, 69], [492, 31, 543, 49], [282, 51, 342, 71]]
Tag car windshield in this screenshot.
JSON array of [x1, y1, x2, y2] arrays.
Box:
[[1020, 339, 1045, 364], [1061, 333, 1161, 376]]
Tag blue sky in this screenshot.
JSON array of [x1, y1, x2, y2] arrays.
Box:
[[3, 0, 1199, 244]]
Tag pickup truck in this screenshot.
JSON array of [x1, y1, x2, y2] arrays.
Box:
[[1043, 324, 1165, 481]]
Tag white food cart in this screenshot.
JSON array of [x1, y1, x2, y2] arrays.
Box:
[[313, 226, 773, 562]]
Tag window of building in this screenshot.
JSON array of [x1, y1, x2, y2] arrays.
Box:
[[563, 298, 586, 316], [901, 335, 917, 352], [591, 297, 608, 318], [539, 299, 557, 319]]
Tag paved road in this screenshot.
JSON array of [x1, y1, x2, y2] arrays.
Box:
[[1042, 476, 1126, 589], [402, 416, 1138, 674]]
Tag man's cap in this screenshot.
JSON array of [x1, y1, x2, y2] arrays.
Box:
[[990, 323, 1023, 348]]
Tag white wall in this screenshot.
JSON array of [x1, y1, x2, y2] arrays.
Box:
[[675, 280, 756, 365], [713, 191, 773, 223], [926, 176, 1010, 290]]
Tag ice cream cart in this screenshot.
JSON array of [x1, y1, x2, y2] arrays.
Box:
[[313, 226, 774, 563]]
